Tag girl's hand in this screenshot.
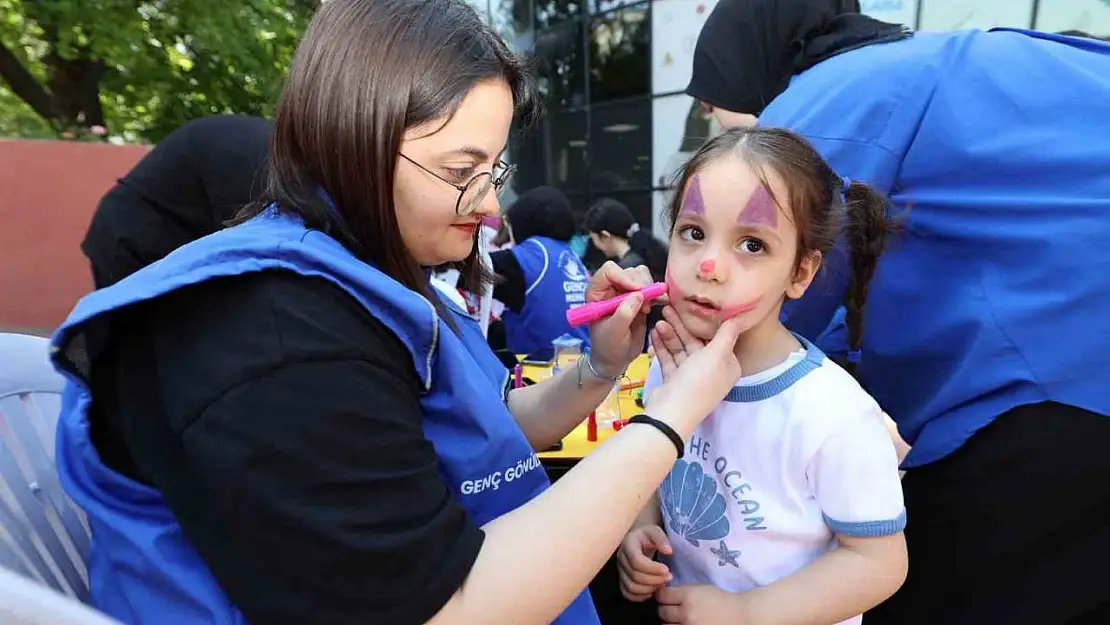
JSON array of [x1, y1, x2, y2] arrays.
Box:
[[655, 584, 745, 625], [586, 262, 654, 376], [617, 525, 673, 602]]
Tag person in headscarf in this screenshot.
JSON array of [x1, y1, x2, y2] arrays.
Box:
[[82, 115, 273, 288], [488, 185, 591, 355], [683, 2, 1110, 624]]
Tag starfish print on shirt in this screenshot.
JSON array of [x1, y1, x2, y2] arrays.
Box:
[[710, 539, 740, 568]]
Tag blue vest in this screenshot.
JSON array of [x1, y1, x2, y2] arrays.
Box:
[[765, 28, 1110, 467], [503, 236, 590, 355], [49, 211, 600, 624]]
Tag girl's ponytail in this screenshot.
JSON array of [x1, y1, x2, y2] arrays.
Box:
[[841, 180, 898, 377]]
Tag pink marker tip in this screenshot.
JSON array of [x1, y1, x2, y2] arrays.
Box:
[[566, 282, 668, 327]]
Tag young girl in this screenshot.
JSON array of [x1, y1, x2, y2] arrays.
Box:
[[618, 127, 907, 625]]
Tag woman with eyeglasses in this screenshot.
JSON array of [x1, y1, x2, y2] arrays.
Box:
[[487, 185, 592, 355], [46, 1, 746, 624]]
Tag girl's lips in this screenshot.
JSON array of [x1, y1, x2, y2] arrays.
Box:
[[685, 299, 721, 319]]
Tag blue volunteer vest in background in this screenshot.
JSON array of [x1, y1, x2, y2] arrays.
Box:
[[767, 28, 1110, 468], [49, 210, 599, 624], [503, 236, 590, 355]]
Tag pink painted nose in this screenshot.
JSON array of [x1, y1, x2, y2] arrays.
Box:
[[699, 259, 716, 274]]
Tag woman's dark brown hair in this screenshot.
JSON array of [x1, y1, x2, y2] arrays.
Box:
[[237, 0, 538, 323], [666, 126, 897, 374]]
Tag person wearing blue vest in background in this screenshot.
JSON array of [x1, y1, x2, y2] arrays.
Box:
[[687, 1, 1110, 623], [47, 1, 750, 623], [488, 185, 591, 355]]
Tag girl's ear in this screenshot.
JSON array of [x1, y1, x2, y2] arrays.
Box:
[[786, 250, 822, 299]]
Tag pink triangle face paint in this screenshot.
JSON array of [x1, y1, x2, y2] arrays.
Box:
[[682, 175, 707, 215], [737, 184, 777, 228]]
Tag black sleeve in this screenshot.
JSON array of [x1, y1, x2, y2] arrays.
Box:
[[95, 271, 483, 625], [490, 249, 526, 313]]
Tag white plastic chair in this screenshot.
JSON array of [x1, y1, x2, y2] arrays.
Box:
[[0, 332, 92, 603], [0, 565, 121, 625]]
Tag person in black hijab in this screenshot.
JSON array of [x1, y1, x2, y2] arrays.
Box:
[[687, 0, 908, 126], [82, 115, 273, 288]]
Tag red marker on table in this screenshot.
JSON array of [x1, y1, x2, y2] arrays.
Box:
[[566, 282, 668, 327]]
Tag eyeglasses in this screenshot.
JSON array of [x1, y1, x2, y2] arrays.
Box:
[[399, 153, 516, 216]]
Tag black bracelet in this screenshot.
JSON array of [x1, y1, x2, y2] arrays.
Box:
[[628, 414, 684, 459]]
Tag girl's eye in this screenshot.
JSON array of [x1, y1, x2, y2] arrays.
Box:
[[445, 167, 476, 182], [737, 237, 765, 254], [677, 225, 705, 242]]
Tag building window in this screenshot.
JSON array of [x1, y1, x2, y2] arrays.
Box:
[[588, 97, 652, 192], [588, 3, 651, 102], [533, 19, 587, 110]]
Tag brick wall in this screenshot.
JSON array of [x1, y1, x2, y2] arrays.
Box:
[[0, 139, 150, 335]]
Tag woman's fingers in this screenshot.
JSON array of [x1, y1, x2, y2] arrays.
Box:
[[586, 261, 651, 302], [661, 305, 703, 353], [651, 325, 678, 378]]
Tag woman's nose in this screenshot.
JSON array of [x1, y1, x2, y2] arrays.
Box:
[[472, 187, 500, 218]]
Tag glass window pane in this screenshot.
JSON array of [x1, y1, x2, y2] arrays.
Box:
[[588, 0, 649, 15], [588, 98, 652, 191], [1034, 0, 1110, 36], [533, 0, 588, 28], [533, 20, 587, 109], [548, 111, 590, 193], [652, 94, 712, 192], [588, 4, 650, 102]]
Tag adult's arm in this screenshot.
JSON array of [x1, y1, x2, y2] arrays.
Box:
[[112, 270, 741, 625]]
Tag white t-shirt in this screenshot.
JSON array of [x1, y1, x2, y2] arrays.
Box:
[[643, 336, 905, 625]]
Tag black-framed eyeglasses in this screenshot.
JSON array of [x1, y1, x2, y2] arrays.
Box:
[[399, 153, 516, 216]]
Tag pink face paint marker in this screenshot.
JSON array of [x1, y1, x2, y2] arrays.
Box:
[[682, 175, 706, 215], [699, 259, 716, 274], [737, 185, 777, 228], [565, 282, 668, 327]]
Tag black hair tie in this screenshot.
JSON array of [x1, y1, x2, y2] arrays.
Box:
[[628, 414, 684, 458]]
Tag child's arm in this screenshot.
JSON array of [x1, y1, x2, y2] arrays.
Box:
[[631, 492, 662, 528], [729, 532, 907, 624], [729, 399, 908, 624], [883, 411, 911, 467]]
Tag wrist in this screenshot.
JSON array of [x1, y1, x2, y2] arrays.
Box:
[[578, 351, 623, 386], [641, 401, 697, 442], [729, 587, 770, 625], [586, 347, 628, 379]]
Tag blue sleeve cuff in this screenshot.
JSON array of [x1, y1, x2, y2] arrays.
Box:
[[823, 509, 907, 537]]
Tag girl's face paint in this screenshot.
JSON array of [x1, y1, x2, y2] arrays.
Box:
[[720, 299, 761, 321], [737, 184, 777, 228], [682, 175, 706, 215], [666, 157, 805, 342]]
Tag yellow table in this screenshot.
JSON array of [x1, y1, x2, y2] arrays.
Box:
[[529, 354, 652, 463]]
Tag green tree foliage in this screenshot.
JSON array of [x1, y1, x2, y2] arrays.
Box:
[[0, 0, 316, 143]]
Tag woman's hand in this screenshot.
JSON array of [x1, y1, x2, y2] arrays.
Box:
[[647, 313, 744, 439], [586, 261, 655, 376], [650, 305, 706, 382]]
